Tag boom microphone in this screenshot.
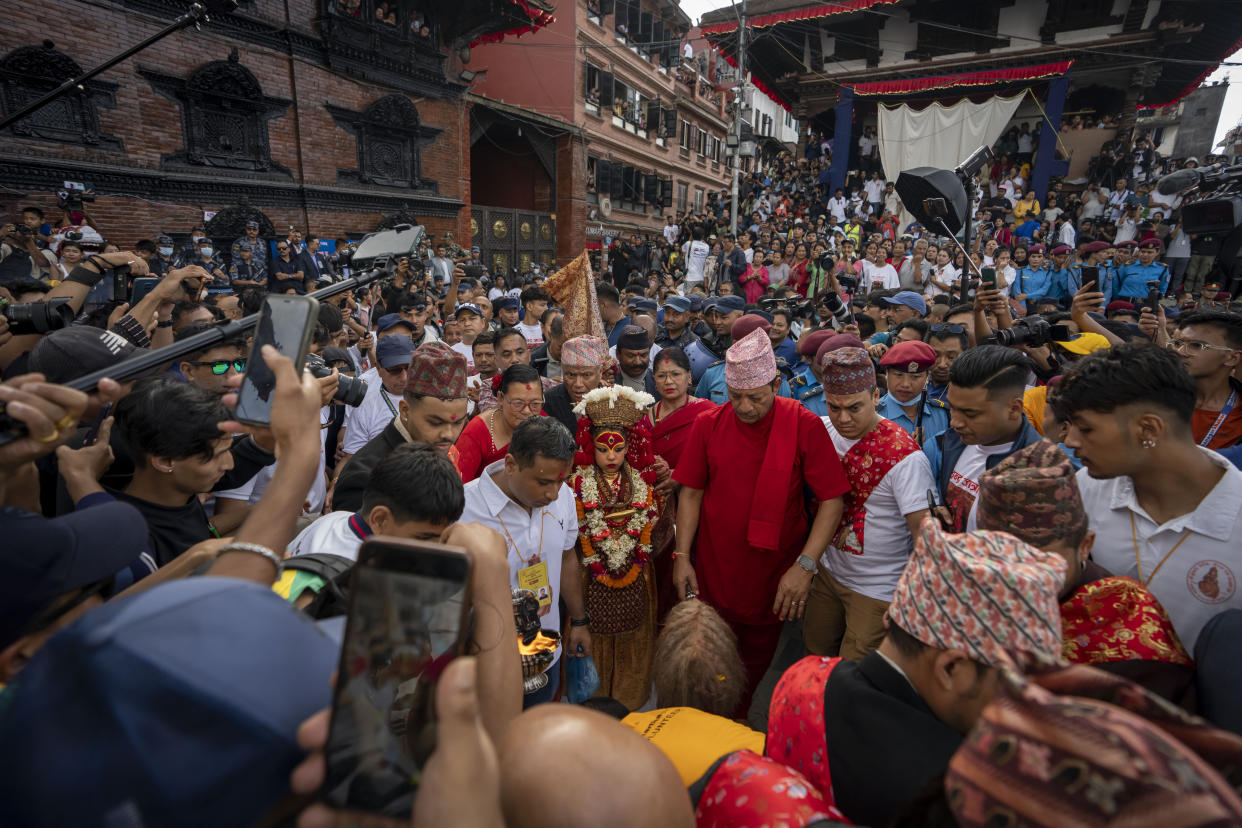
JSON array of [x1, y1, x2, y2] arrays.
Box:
[[1156, 167, 1208, 195]]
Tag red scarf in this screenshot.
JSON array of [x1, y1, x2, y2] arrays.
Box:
[[834, 420, 921, 555], [748, 398, 798, 552], [766, 655, 844, 807]]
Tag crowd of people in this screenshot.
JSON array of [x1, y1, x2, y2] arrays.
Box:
[[3, 111, 1242, 827]]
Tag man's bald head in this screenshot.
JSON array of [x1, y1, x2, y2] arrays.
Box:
[[499, 705, 694, 828]]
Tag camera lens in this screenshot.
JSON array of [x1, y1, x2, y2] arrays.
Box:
[[2, 297, 75, 336], [305, 353, 369, 407]]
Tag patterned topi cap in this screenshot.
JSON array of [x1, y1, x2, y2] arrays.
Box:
[[407, 341, 468, 399], [886, 518, 1067, 670], [820, 347, 876, 396], [561, 335, 608, 368], [725, 328, 778, 390], [977, 440, 1086, 548]]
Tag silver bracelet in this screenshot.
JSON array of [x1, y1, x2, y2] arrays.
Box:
[[218, 542, 283, 573]]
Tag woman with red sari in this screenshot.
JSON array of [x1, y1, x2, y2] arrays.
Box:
[[646, 346, 715, 621], [788, 242, 811, 298], [455, 363, 544, 481]]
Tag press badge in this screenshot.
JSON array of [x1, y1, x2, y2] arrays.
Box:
[[517, 561, 552, 615]]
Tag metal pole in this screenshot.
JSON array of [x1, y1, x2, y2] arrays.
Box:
[[0, 3, 224, 131], [729, 0, 746, 236]]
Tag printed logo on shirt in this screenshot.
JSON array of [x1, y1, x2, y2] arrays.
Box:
[[1186, 560, 1236, 604], [945, 471, 977, 533]]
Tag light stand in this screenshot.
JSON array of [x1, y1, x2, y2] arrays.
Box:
[[948, 146, 994, 303], [0, 0, 237, 132]]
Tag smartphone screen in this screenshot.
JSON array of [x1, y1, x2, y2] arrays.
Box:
[[130, 277, 160, 304], [235, 294, 318, 425], [980, 267, 996, 291], [322, 540, 471, 816]]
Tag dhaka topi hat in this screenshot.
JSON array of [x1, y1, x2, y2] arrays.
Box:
[[814, 333, 865, 372], [725, 328, 778, 390], [616, 325, 651, 351], [407, 341, 467, 400], [879, 340, 936, 373], [820, 347, 875, 396], [977, 440, 1086, 549], [561, 335, 608, 369], [886, 518, 1066, 670]]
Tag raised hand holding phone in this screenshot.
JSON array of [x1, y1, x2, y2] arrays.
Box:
[[235, 295, 319, 426]]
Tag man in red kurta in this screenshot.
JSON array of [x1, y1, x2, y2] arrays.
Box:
[[673, 321, 849, 717]]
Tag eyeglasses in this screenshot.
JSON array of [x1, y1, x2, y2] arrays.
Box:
[[276, 246, 289, 252], [1168, 339, 1235, 354], [929, 323, 967, 334], [501, 397, 544, 413], [190, 358, 247, 375]]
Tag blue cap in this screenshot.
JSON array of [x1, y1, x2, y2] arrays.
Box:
[[494, 297, 519, 311], [662, 296, 691, 313], [714, 295, 745, 313], [880, 290, 927, 315], [630, 297, 657, 313], [375, 313, 414, 334], [455, 302, 483, 317], [376, 333, 415, 369], [0, 578, 338, 827], [687, 295, 705, 313]]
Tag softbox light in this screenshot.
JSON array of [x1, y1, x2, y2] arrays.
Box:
[[896, 167, 967, 235]]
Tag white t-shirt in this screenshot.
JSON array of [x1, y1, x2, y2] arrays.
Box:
[[819, 418, 936, 601], [516, 321, 544, 349], [342, 381, 401, 455], [683, 240, 710, 283], [828, 197, 849, 224], [859, 135, 876, 159], [864, 179, 885, 203], [862, 261, 900, 290], [1017, 133, 1033, 153], [451, 340, 475, 372], [928, 264, 960, 295], [946, 442, 1014, 531], [217, 408, 329, 515], [288, 510, 365, 560], [663, 223, 679, 244], [460, 460, 579, 666], [1077, 449, 1242, 651]]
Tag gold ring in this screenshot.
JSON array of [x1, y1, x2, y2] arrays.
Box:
[[34, 428, 60, 444], [55, 415, 76, 431]]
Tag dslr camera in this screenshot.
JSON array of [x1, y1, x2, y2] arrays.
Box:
[[993, 315, 1072, 349], [0, 296, 76, 336], [817, 290, 853, 327], [305, 353, 368, 407]]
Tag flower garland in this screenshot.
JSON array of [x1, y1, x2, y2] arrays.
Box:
[[575, 465, 657, 588]]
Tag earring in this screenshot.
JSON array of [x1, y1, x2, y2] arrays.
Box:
[[1141, 439, 1156, 449]]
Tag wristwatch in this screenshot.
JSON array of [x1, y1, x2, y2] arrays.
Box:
[[570, 614, 591, 628], [796, 554, 819, 575]]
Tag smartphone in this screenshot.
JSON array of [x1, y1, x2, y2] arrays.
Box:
[[462, 264, 484, 280], [980, 267, 996, 291], [322, 538, 472, 816], [129, 277, 160, 304], [234, 294, 319, 425], [1144, 280, 1162, 314]]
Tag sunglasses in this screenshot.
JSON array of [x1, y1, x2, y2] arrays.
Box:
[[929, 323, 967, 335], [277, 246, 289, 252], [190, 358, 247, 375]]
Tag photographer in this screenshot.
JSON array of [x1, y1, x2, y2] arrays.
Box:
[[0, 220, 59, 283]]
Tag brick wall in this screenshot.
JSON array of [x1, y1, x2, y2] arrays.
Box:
[[0, 0, 471, 249]]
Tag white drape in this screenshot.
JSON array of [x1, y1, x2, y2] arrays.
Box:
[[877, 93, 1026, 182]]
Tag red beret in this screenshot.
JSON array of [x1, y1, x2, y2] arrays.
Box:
[[797, 328, 835, 357], [1027, 244, 1045, 254], [1080, 241, 1109, 254], [1138, 238, 1164, 251], [879, 340, 936, 373], [1106, 300, 1136, 312], [1117, 240, 1139, 249], [731, 314, 771, 340], [1050, 245, 1072, 256]]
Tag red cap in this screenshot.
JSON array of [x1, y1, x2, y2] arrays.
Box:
[[879, 340, 936, 373]]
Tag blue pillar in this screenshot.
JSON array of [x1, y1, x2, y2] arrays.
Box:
[[830, 87, 854, 194], [1032, 70, 1071, 200]]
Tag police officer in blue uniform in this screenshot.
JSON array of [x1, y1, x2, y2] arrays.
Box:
[[1076, 240, 1115, 302], [876, 341, 949, 446], [695, 312, 793, 403], [1116, 238, 1171, 302], [1043, 244, 1080, 307], [686, 295, 743, 388], [788, 329, 835, 399], [1012, 243, 1050, 310]]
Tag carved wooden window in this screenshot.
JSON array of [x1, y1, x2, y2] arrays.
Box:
[[0, 42, 121, 150], [141, 50, 291, 175], [327, 94, 442, 191]]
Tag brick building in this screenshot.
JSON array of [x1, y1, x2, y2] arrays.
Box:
[[468, 0, 743, 263], [0, 0, 548, 255]]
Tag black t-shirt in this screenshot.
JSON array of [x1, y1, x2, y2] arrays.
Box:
[[109, 488, 213, 567]]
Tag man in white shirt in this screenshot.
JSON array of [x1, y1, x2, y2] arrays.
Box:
[[827, 188, 849, 224], [924, 346, 1043, 533], [804, 347, 934, 660], [1080, 184, 1108, 221], [450, 303, 485, 372], [459, 416, 592, 707], [1057, 343, 1242, 652], [516, 287, 549, 349], [341, 334, 414, 458], [681, 226, 710, 287], [663, 216, 679, 245], [1108, 178, 1134, 222], [863, 172, 886, 217]]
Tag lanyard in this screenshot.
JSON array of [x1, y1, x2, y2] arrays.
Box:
[[496, 509, 546, 566], [1199, 390, 1237, 448], [1130, 511, 1192, 586], [381, 388, 398, 418]]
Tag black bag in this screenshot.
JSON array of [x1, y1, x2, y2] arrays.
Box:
[[284, 553, 355, 619]]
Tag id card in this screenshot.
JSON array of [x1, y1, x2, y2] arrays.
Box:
[[517, 561, 552, 615]]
